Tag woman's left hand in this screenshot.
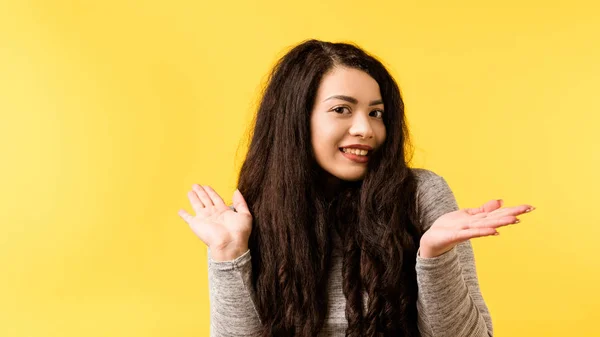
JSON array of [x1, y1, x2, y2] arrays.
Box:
[[419, 199, 535, 258]]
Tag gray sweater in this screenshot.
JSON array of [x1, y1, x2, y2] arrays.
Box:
[[207, 169, 493, 336]]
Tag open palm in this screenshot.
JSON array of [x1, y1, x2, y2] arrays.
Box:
[[178, 185, 252, 258], [420, 199, 535, 258]]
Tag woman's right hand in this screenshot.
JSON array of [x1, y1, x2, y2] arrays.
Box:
[[178, 185, 253, 261]]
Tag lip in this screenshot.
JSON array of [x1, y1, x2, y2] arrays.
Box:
[[339, 144, 373, 150], [340, 150, 370, 163], [339, 144, 372, 164]]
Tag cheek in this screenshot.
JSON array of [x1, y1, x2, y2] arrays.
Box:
[[311, 122, 341, 153]]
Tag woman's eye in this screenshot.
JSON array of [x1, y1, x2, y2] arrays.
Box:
[[332, 106, 350, 114], [370, 110, 384, 118]]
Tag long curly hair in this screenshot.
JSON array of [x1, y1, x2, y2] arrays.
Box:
[[237, 39, 422, 337]]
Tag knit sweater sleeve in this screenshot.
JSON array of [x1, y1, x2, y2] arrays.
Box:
[[207, 248, 262, 336], [413, 169, 494, 337]]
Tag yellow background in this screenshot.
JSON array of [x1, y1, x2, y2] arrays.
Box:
[[1, 0, 598, 336]]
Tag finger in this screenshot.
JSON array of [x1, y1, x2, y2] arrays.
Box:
[[483, 199, 503, 212], [232, 189, 251, 215], [472, 212, 489, 219], [178, 209, 194, 224], [203, 185, 227, 210], [187, 190, 204, 213], [458, 212, 489, 229], [193, 184, 214, 207], [489, 204, 535, 217], [470, 215, 519, 229], [453, 227, 499, 242]]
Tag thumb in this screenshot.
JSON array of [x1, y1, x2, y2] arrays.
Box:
[[483, 199, 503, 212], [465, 199, 503, 215], [232, 189, 251, 215]]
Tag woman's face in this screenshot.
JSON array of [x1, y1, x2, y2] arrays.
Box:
[[310, 66, 386, 182]]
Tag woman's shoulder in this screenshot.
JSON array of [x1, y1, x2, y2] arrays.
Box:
[[410, 168, 448, 204], [409, 168, 458, 229], [410, 167, 443, 186]]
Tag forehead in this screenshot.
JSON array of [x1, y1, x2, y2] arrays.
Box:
[[315, 66, 381, 101]]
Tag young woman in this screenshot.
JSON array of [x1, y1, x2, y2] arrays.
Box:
[[178, 39, 534, 337]]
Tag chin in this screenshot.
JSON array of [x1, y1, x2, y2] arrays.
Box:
[[332, 170, 367, 182]]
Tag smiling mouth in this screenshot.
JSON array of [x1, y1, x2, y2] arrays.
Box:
[[339, 147, 370, 163], [339, 148, 370, 156]]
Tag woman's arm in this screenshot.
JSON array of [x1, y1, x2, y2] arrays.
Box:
[[414, 169, 493, 337], [178, 185, 261, 336], [208, 248, 263, 337]]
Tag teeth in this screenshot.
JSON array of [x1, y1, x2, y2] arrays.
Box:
[[342, 148, 369, 156]]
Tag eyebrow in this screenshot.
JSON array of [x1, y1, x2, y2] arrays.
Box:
[[323, 95, 383, 106]]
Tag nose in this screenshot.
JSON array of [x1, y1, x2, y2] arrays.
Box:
[[348, 114, 374, 139]]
